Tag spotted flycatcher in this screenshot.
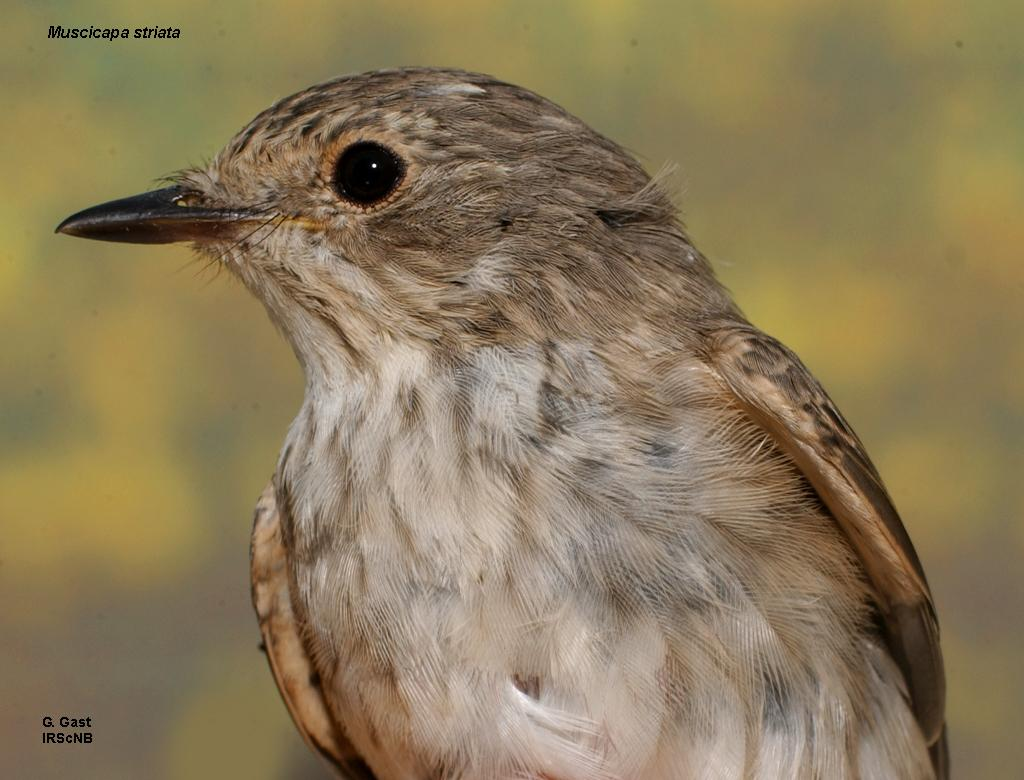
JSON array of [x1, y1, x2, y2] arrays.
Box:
[[58, 68, 946, 779]]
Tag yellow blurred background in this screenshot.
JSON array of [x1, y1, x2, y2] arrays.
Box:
[[3, 1, 1021, 777]]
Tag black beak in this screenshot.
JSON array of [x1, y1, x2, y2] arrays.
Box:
[[55, 186, 259, 245]]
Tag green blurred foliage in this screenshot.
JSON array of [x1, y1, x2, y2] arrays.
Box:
[[2, 1, 1021, 777]]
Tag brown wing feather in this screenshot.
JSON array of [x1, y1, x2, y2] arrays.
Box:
[[250, 483, 378, 779], [702, 325, 946, 760]]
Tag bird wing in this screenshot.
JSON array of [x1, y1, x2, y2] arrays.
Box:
[[700, 323, 946, 771], [250, 482, 377, 779]]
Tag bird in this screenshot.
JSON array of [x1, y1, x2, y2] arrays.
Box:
[[57, 67, 946, 779]]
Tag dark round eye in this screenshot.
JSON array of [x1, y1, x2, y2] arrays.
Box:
[[332, 141, 405, 206]]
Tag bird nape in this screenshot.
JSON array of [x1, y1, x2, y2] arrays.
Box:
[[57, 67, 946, 780]]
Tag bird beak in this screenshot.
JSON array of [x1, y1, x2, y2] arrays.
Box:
[[55, 185, 260, 245]]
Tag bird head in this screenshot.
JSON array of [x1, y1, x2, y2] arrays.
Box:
[[58, 68, 719, 378]]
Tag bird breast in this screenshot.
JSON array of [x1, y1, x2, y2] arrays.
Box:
[[270, 338, 924, 778]]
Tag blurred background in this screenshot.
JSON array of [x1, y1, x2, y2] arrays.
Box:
[[2, 1, 1021, 777]]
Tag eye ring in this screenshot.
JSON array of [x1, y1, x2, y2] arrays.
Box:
[[332, 141, 405, 208]]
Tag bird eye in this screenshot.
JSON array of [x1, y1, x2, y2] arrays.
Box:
[[332, 141, 405, 207]]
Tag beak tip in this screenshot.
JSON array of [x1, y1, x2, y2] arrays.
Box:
[[55, 217, 78, 236], [55, 208, 113, 240]]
